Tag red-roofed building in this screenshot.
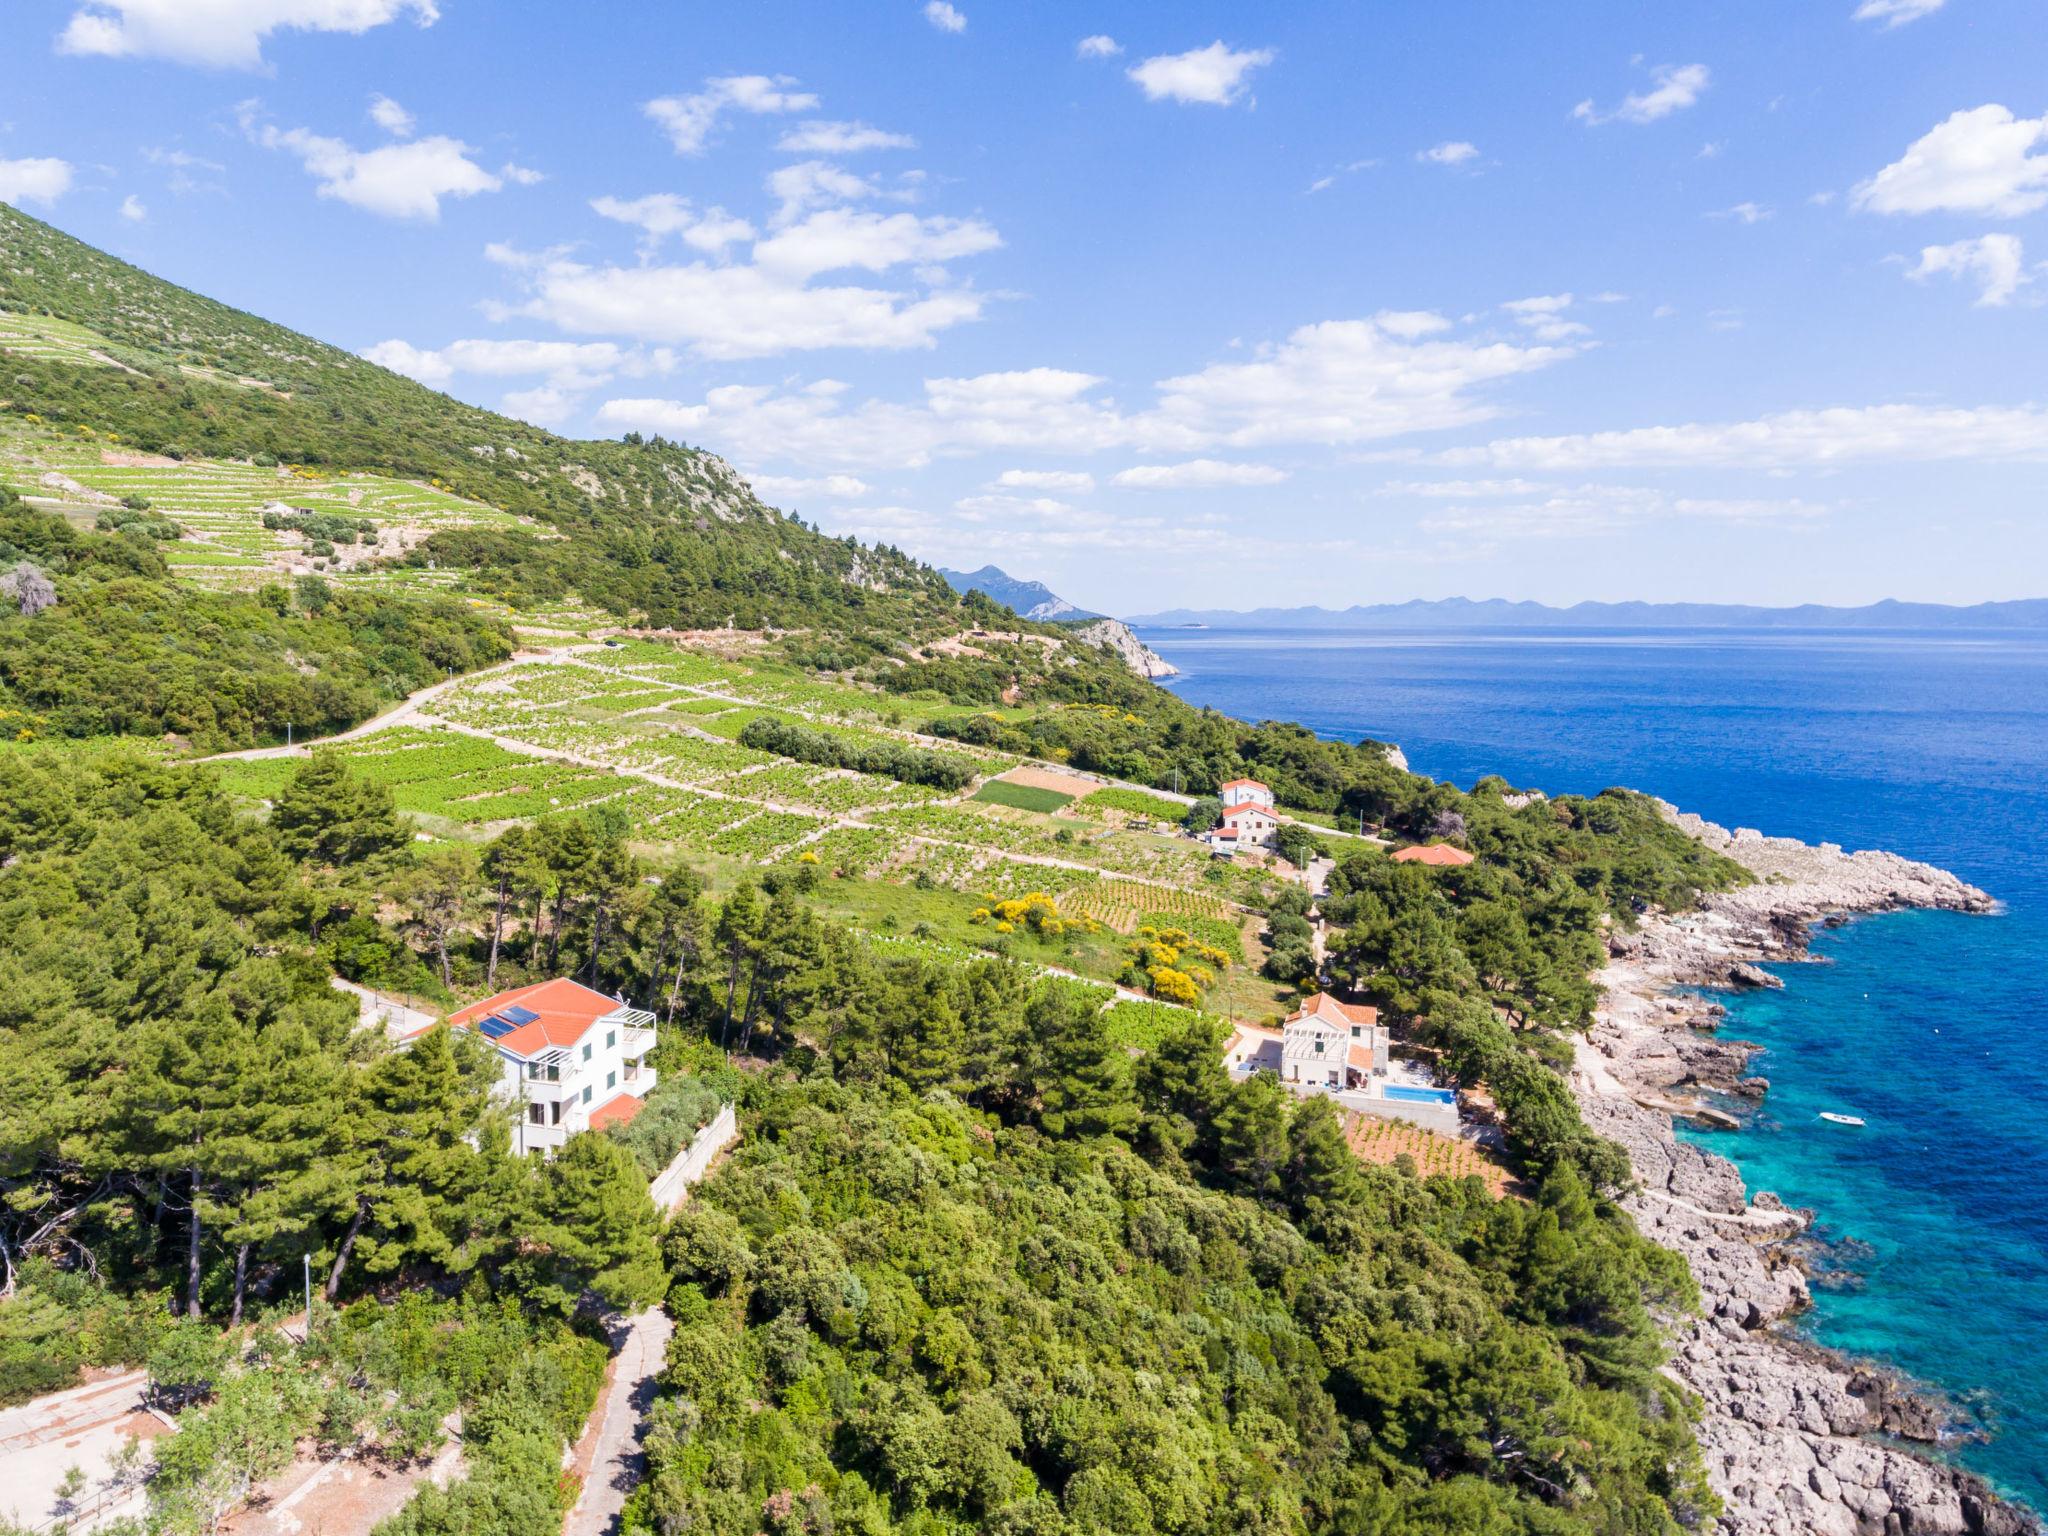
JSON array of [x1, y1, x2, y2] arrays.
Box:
[[1218, 777, 1275, 810], [1390, 843, 1475, 868], [440, 978, 659, 1156]]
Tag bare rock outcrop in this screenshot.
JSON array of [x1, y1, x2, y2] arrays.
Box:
[[1072, 618, 1180, 679], [1575, 812, 2031, 1536]]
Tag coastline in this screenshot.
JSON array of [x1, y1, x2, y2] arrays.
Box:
[[1574, 806, 2039, 1536]]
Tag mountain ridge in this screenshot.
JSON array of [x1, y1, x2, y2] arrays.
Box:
[[1125, 595, 2048, 630], [938, 563, 1102, 622]]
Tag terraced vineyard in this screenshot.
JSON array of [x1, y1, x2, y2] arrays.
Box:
[[1064, 876, 1232, 932], [1343, 1112, 1516, 1196]]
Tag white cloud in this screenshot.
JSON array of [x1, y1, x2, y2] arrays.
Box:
[[501, 385, 581, 428], [1419, 484, 1827, 539], [645, 75, 818, 157], [995, 469, 1096, 492], [1573, 63, 1710, 126], [924, 1, 966, 33], [1709, 201, 1772, 224], [590, 193, 757, 255], [1077, 35, 1121, 59], [1113, 459, 1288, 489], [750, 473, 871, 500], [776, 120, 915, 154], [769, 159, 884, 222], [1853, 0, 1945, 26], [499, 162, 545, 186], [1446, 404, 2048, 471], [0, 157, 74, 206], [368, 93, 414, 136], [1500, 293, 1589, 341], [1906, 234, 2033, 307], [752, 207, 1001, 279], [1853, 105, 2048, 218], [595, 310, 1572, 468], [1418, 141, 1479, 166], [501, 251, 989, 361], [1127, 42, 1275, 107], [119, 193, 147, 221], [56, 0, 437, 69], [363, 337, 672, 391], [244, 105, 505, 219], [1381, 478, 1547, 497]]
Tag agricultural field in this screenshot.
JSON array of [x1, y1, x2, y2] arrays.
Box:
[[972, 779, 1074, 813], [0, 308, 128, 368], [1343, 1113, 1517, 1197], [0, 417, 529, 588], [1063, 877, 1231, 933], [1078, 785, 1191, 824]]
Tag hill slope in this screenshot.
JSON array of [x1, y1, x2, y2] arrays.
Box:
[[0, 203, 955, 636]]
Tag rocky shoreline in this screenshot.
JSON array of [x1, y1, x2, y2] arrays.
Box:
[[1573, 805, 2037, 1536]]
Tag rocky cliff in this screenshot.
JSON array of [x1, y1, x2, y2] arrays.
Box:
[[1072, 618, 1180, 679]]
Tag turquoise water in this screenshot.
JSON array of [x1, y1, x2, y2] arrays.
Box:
[[1383, 1084, 1458, 1105], [1137, 627, 2048, 1511]]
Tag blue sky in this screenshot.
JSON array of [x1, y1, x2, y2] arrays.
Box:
[[3, 0, 2045, 613]]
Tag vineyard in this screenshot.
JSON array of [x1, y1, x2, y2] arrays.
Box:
[[1343, 1113, 1517, 1197], [1079, 785, 1189, 824], [1063, 877, 1231, 933]]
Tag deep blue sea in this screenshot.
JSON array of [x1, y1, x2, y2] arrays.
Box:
[[1137, 626, 2048, 1512]]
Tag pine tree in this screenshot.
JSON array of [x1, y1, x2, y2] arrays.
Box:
[[271, 753, 408, 868], [513, 1132, 663, 1315]]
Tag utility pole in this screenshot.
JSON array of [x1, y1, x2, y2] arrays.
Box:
[[302, 1253, 311, 1331], [286, 722, 293, 748]]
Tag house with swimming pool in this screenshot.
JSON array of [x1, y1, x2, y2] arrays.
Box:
[[1221, 991, 1460, 1134]]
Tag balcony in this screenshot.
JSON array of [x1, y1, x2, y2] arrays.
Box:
[[620, 1024, 658, 1059], [622, 1063, 658, 1098]]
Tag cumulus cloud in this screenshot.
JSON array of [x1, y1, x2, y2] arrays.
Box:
[[1906, 234, 2033, 307], [1853, 105, 2048, 218], [769, 159, 885, 222], [0, 157, 74, 206], [752, 207, 1001, 279], [995, 469, 1096, 492], [750, 473, 871, 501], [119, 193, 147, 221], [1380, 478, 1547, 498], [1853, 0, 1945, 25], [500, 385, 580, 428], [924, 2, 966, 33], [591, 193, 757, 255], [1499, 293, 1590, 341], [1077, 35, 1121, 59], [776, 120, 915, 154], [1445, 404, 2048, 471], [56, 0, 437, 69], [1418, 484, 1827, 539], [596, 311, 1572, 468], [242, 104, 506, 219], [1112, 459, 1288, 489], [1573, 63, 1710, 126], [1417, 141, 1478, 166], [368, 93, 414, 136], [1127, 41, 1275, 106], [362, 336, 674, 391], [645, 75, 818, 157]]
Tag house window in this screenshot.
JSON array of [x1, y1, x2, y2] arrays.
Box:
[[1350, 1025, 1362, 1038], [607, 1029, 616, 1048], [607, 1070, 617, 1090], [582, 1043, 592, 1062], [550, 1102, 562, 1125], [528, 1104, 545, 1124], [1312, 1038, 1323, 1054], [581, 1086, 591, 1105]]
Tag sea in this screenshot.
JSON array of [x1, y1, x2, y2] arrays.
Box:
[[1135, 625, 2048, 1513]]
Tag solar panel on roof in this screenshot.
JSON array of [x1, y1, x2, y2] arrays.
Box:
[[476, 1014, 516, 1039], [500, 1005, 540, 1025]]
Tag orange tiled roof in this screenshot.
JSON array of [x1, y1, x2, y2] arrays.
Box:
[[1221, 802, 1277, 820], [1219, 778, 1270, 791], [1292, 990, 1379, 1027], [1347, 1042, 1374, 1071], [445, 977, 623, 1058], [587, 1091, 645, 1131], [1391, 843, 1475, 867]]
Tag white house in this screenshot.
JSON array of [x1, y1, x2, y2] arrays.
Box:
[[1218, 778, 1275, 810], [437, 977, 659, 1156], [1213, 800, 1281, 850], [1220, 991, 1459, 1134]]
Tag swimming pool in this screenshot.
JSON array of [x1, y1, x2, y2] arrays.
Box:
[[1381, 1085, 1457, 1106]]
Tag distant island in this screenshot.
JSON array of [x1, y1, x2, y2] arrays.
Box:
[[939, 564, 1101, 622], [1123, 596, 2048, 630]]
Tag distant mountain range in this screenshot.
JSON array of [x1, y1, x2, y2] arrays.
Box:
[[1122, 597, 2048, 631], [939, 565, 1102, 622]]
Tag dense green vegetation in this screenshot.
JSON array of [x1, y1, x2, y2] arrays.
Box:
[[738, 713, 976, 791], [972, 778, 1075, 812], [0, 485, 510, 746]]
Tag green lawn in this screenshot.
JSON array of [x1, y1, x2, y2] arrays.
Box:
[[972, 780, 1074, 813]]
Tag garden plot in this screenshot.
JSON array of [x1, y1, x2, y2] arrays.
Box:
[[0, 308, 129, 367], [1064, 878, 1232, 933]]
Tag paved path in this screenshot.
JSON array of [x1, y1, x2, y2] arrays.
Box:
[[563, 1308, 672, 1536]]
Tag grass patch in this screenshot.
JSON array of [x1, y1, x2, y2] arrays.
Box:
[[973, 780, 1074, 813]]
